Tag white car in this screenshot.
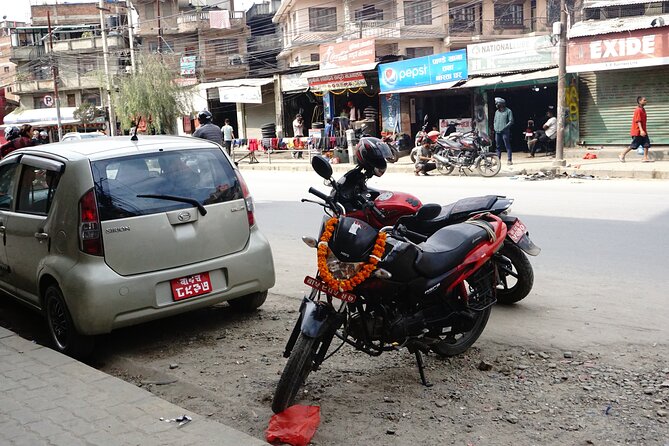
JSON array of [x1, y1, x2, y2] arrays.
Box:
[[0, 136, 275, 357], [61, 131, 107, 142]]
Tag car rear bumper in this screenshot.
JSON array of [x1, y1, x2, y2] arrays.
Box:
[[59, 227, 275, 335]]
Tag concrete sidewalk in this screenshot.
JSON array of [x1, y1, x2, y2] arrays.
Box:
[[0, 327, 266, 446], [232, 147, 669, 180]]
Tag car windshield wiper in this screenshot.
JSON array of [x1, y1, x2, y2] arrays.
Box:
[[136, 194, 207, 216]]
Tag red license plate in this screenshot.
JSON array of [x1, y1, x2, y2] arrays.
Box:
[[304, 276, 356, 303], [508, 219, 528, 244], [171, 272, 213, 301]]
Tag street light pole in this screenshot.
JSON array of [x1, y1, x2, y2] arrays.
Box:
[[127, 0, 137, 74], [99, 0, 117, 136], [47, 11, 64, 140], [554, 0, 568, 166]]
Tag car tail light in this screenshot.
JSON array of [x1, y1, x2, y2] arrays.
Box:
[[79, 188, 104, 256], [234, 169, 255, 227]]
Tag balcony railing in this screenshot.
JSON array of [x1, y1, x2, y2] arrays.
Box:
[[176, 10, 246, 34], [349, 20, 400, 38], [449, 21, 482, 35], [46, 35, 126, 53], [10, 45, 45, 62], [247, 1, 280, 20], [248, 34, 280, 52], [447, 18, 544, 37]]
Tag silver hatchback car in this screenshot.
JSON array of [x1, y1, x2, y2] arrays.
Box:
[[0, 136, 275, 357]]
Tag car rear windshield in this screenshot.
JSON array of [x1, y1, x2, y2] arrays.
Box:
[[91, 148, 242, 221]]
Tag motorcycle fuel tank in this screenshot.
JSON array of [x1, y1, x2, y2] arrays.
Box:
[[374, 191, 422, 225]]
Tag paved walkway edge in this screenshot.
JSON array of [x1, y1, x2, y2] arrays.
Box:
[[0, 327, 266, 446]]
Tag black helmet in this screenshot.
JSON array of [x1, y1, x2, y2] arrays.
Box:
[[354, 137, 393, 177], [4, 126, 20, 141], [198, 110, 213, 125]]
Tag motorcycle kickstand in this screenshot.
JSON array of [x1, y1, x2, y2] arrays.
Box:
[[414, 350, 433, 387]]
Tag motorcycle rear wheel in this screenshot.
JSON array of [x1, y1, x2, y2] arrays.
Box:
[[436, 162, 455, 175], [495, 243, 534, 304], [272, 333, 318, 413], [476, 154, 501, 177], [430, 306, 491, 357]]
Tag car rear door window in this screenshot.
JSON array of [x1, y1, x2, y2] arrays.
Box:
[[91, 148, 242, 221], [0, 163, 20, 210], [16, 166, 61, 215]]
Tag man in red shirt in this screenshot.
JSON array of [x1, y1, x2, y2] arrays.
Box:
[[619, 96, 652, 163]]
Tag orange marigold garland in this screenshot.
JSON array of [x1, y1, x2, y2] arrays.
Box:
[[317, 217, 387, 292]]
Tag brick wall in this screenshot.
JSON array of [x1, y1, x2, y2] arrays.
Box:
[[32, 3, 101, 26]]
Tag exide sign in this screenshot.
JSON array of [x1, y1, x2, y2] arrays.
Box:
[[567, 28, 669, 73]]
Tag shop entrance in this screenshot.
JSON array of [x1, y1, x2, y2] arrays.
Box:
[[282, 91, 322, 137], [410, 92, 472, 137], [207, 100, 238, 135], [486, 84, 557, 152]]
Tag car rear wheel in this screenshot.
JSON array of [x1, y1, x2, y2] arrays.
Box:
[[227, 290, 267, 312], [44, 285, 94, 358]]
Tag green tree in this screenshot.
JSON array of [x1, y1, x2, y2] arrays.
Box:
[[111, 54, 192, 134]]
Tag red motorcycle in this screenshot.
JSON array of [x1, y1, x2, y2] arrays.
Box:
[[317, 139, 540, 305]]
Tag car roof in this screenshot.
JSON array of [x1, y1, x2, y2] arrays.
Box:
[[15, 136, 221, 162]]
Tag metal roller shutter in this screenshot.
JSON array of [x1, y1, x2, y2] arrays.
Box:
[[579, 66, 669, 145]]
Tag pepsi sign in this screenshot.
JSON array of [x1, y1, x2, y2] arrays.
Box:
[[378, 49, 468, 93]]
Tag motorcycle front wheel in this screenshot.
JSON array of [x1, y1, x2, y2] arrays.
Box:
[[476, 154, 501, 177], [272, 333, 318, 413], [430, 306, 491, 357], [436, 162, 455, 175], [495, 243, 534, 304]]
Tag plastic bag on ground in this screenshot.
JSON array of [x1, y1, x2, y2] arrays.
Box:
[[266, 405, 321, 446]]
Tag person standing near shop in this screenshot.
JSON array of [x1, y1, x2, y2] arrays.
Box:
[[292, 114, 304, 159], [493, 97, 514, 165], [619, 96, 652, 163], [221, 118, 235, 156]]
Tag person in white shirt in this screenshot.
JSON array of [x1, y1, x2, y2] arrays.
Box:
[[292, 114, 304, 158], [529, 109, 557, 157], [221, 118, 235, 155]]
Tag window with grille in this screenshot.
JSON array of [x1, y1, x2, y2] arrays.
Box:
[[494, 3, 524, 28], [354, 5, 384, 21], [547, 0, 560, 24], [309, 7, 337, 32], [603, 4, 645, 18], [450, 3, 478, 32], [405, 0, 432, 25], [310, 53, 320, 62], [406, 47, 433, 58]]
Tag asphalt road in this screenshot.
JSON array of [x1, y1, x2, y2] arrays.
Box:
[[247, 169, 669, 352]]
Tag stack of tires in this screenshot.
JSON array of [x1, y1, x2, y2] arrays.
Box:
[[261, 123, 277, 139]]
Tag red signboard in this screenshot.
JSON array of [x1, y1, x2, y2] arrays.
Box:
[[567, 28, 669, 73], [319, 38, 375, 70], [308, 71, 367, 92]]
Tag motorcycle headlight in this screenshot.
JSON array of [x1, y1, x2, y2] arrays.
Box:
[[326, 249, 364, 280]]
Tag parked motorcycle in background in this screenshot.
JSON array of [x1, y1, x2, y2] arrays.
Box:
[[433, 130, 501, 177], [272, 154, 507, 413]]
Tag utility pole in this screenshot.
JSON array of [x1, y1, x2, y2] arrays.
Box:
[[157, 0, 162, 55], [47, 11, 63, 140], [554, 0, 568, 166], [99, 0, 117, 136], [127, 1, 137, 74]]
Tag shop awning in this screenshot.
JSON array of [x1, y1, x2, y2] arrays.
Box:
[[458, 68, 558, 88], [200, 78, 274, 89], [300, 62, 379, 80], [380, 80, 462, 95], [3, 107, 80, 126]]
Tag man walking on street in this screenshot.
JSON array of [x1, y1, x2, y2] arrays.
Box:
[[493, 97, 514, 165], [221, 118, 235, 156], [619, 96, 652, 163], [193, 110, 222, 145]]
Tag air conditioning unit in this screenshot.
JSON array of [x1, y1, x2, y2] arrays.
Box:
[[229, 54, 244, 65]]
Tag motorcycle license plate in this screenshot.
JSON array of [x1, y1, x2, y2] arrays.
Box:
[[508, 219, 528, 244], [170, 272, 213, 301], [304, 276, 356, 303]]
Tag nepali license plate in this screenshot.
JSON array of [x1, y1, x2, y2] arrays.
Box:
[[170, 272, 213, 301], [507, 219, 528, 244], [304, 276, 356, 303]]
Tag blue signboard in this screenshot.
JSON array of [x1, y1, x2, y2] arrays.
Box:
[[378, 49, 468, 93]]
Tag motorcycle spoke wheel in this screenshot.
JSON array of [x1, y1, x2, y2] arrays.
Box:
[[476, 154, 501, 177], [495, 243, 534, 305], [430, 306, 492, 357], [272, 333, 319, 413], [437, 163, 455, 175]]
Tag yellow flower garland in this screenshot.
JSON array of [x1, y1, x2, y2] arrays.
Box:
[[317, 217, 387, 292]]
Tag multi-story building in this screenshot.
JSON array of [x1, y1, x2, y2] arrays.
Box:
[[133, 0, 249, 82], [246, 0, 281, 76], [1, 20, 25, 126], [9, 2, 128, 111]]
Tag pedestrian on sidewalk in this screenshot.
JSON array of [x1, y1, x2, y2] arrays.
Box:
[[292, 114, 304, 159], [493, 97, 514, 165], [619, 96, 652, 163], [221, 118, 235, 156]]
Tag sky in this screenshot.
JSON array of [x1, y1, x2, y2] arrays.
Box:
[[4, 0, 257, 23]]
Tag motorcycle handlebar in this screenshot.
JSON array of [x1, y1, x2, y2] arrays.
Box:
[[308, 187, 329, 202]]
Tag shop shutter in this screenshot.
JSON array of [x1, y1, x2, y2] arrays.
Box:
[[579, 66, 669, 145]]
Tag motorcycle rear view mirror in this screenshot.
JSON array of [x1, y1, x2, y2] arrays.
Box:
[[311, 155, 333, 180], [416, 203, 441, 221]]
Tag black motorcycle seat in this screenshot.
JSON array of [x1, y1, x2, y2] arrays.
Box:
[[414, 223, 489, 278], [406, 195, 499, 236]]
